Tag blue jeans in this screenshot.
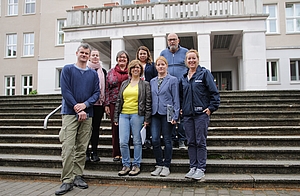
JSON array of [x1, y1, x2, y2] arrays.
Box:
[[183, 113, 209, 171], [119, 113, 144, 168], [151, 114, 173, 168]]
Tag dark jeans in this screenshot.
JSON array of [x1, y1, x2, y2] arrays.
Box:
[[108, 103, 121, 157], [151, 114, 173, 168], [172, 119, 186, 143], [87, 105, 104, 154], [183, 113, 209, 171]]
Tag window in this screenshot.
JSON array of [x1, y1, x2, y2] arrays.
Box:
[[8, 0, 18, 16], [286, 3, 300, 33], [266, 60, 278, 82], [57, 19, 66, 45], [5, 76, 15, 95], [24, 0, 35, 14], [122, 0, 132, 5], [263, 4, 278, 33], [23, 33, 34, 56], [22, 75, 33, 95], [6, 34, 17, 57], [290, 60, 300, 81]]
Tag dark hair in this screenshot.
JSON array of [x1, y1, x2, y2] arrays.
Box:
[[128, 60, 144, 77], [116, 50, 130, 65], [136, 46, 153, 64], [77, 43, 92, 53]]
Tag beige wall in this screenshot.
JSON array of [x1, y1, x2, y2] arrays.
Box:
[[0, 0, 106, 95], [264, 0, 300, 48], [39, 1, 106, 60], [0, 0, 40, 95]]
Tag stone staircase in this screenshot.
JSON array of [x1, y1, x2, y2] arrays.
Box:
[[0, 91, 300, 188]]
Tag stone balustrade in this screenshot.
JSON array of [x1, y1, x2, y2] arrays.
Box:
[[66, 0, 262, 27]]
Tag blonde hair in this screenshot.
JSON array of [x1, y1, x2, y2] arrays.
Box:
[[128, 60, 144, 77], [185, 49, 200, 66], [155, 56, 168, 66]]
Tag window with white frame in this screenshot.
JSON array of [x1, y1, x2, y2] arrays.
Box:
[[24, 0, 35, 14], [57, 19, 66, 45], [286, 3, 300, 33], [23, 33, 34, 56], [290, 60, 300, 81], [266, 60, 278, 82], [8, 0, 18, 16], [22, 75, 33, 95], [263, 4, 278, 33], [6, 34, 17, 57], [5, 76, 15, 95]]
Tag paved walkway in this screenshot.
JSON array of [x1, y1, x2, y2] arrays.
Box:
[[0, 179, 300, 196]]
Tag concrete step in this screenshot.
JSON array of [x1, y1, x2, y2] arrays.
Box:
[[1, 126, 300, 136], [218, 105, 300, 112], [211, 111, 300, 118], [0, 154, 299, 175], [219, 90, 300, 97], [0, 166, 299, 188], [1, 134, 300, 147], [2, 118, 300, 127], [0, 107, 60, 114], [220, 99, 300, 105], [2, 110, 300, 119], [0, 144, 299, 160]]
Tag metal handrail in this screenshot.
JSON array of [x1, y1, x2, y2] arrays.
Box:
[[43, 105, 62, 129]]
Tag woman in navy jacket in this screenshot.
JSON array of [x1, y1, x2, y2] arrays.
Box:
[[136, 46, 157, 148], [150, 56, 180, 177], [179, 49, 220, 180]]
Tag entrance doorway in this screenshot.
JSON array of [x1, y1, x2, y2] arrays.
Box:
[[212, 71, 232, 91]]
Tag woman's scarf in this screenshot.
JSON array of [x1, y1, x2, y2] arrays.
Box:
[[87, 61, 105, 105]]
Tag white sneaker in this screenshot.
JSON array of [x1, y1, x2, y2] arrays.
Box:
[[191, 168, 205, 180], [151, 165, 163, 176], [185, 167, 196, 179], [160, 166, 170, 177]]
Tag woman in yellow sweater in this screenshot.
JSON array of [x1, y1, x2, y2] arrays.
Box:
[[114, 60, 152, 176]]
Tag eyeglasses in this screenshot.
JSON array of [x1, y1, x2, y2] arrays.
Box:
[[167, 38, 178, 42]]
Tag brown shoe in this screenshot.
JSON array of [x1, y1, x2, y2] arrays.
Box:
[[118, 166, 130, 176], [129, 165, 140, 176]]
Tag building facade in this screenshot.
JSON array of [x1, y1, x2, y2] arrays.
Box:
[[1, 0, 300, 95]]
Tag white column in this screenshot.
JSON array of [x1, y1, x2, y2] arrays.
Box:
[[197, 33, 211, 70], [153, 34, 166, 61], [242, 31, 267, 90], [111, 37, 125, 68]]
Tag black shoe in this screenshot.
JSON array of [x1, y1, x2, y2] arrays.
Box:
[[73, 175, 88, 189], [91, 152, 100, 162], [113, 156, 121, 162], [55, 183, 73, 195]]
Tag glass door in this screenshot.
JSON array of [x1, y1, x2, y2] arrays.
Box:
[[212, 71, 232, 91]]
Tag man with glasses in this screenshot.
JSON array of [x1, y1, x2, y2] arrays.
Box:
[[160, 33, 188, 149]]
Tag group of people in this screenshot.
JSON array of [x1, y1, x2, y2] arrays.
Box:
[[55, 33, 220, 196]]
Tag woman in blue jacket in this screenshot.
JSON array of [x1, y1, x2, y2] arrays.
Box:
[[150, 56, 180, 177], [179, 49, 220, 180]]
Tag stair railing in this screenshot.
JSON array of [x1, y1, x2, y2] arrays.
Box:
[[44, 105, 62, 129]]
